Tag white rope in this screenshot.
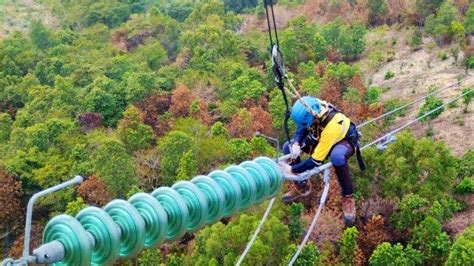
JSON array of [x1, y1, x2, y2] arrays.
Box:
[[235, 197, 276, 266]]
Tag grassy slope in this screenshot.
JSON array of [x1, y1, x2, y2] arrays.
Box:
[[0, 0, 58, 38]]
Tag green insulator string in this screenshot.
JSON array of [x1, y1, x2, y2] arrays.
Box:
[[208, 170, 242, 217], [191, 175, 226, 224], [128, 193, 168, 248], [42, 157, 283, 265], [239, 161, 270, 204], [172, 181, 208, 232], [151, 187, 189, 241], [43, 215, 92, 266], [225, 166, 257, 210], [104, 200, 145, 258], [76, 207, 120, 265]]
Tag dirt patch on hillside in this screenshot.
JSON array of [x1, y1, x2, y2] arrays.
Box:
[[367, 27, 473, 156], [444, 194, 474, 236], [240, 0, 416, 33], [0, 0, 58, 38]]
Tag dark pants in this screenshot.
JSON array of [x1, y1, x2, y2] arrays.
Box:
[[283, 138, 355, 196]]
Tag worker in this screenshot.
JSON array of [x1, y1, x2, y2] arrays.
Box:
[[278, 96, 364, 224]]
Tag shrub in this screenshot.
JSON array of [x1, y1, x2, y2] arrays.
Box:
[[365, 87, 381, 104], [369, 242, 422, 266], [455, 177, 474, 194], [384, 70, 394, 80], [446, 225, 474, 265], [438, 52, 448, 60], [418, 95, 444, 120], [391, 194, 430, 231], [410, 217, 450, 264], [409, 28, 423, 51], [288, 203, 305, 240], [228, 138, 251, 162], [284, 242, 320, 265], [340, 226, 358, 265], [158, 131, 193, 185], [462, 87, 473, 112], [458, 150, 474, 178], [65, 197, 87, 216]]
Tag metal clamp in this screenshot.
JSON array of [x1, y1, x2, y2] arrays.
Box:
[[2, 176, 83, 266]]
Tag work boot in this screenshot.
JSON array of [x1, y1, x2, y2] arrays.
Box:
[[342, 195, 356, 225], [282, 181, 311, 204]]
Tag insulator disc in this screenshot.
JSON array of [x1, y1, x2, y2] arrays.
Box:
[[76, 207, 120, 265], [104, 200, 145, 258], [172, 181, 208, 232], [128, 193, 168, 248], [208, 170, 242, 217], [253, 157, 283, 197], [43, 214, 92, 266], [225, 166, 257, 210], [191, 175, 225, 224], [240, 161, 271, 203], [151, 187, 189, 241]]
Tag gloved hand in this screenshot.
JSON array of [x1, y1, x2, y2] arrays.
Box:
[[278, 161, 297, 178], [290, 142, 301, 159]]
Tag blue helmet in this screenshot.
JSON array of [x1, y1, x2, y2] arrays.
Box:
[[291, 96, 321, 128]]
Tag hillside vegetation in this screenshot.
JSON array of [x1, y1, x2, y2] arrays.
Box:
[[0, 0, 473, 265]]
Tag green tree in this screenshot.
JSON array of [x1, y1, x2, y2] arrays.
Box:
[[418, 95, 444, 120], [92, 138, 137, 198], [176, 150, 198, 181], [288, 203, 305, 240], [465, 4, 474, 35], [280, 16, 316, 66], [424, 0, 461, 40], [446, 225, 474, 266], [223, 0, 258, 13], [391, 194, 430, 231], [410, 217, 450, 264], [123, 71, 159, 104], [368, 0, 388, 25], [138, 248, 162, 264], [85, 87, 122, 127], [369, 242, 422, 266], [65, 197, 87, 216], [0, 113, 12, 143], [228, 138, 251, 162], [211, 121, 229, 138], [361, 132, 458, 201], [340, 226, 358, 265], [116, 106, 153, 152], [30, 20, 56, 50], [416, 0, 444, 19], [249, 136, 274, 157], [158, 131, 193, 184], [365, 87, 381, 104], [337, 23, 367, 61], [283, 242, 320, 265], [191, 214, 290, 265], [229, 74, 266, 102]]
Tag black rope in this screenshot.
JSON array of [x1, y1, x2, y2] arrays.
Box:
[[263, 0, 274, 48], [263, 0, 291, 145], [269, 1, 280, 46]]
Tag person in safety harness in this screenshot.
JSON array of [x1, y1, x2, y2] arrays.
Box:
[[278, 96, 364, 224]]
